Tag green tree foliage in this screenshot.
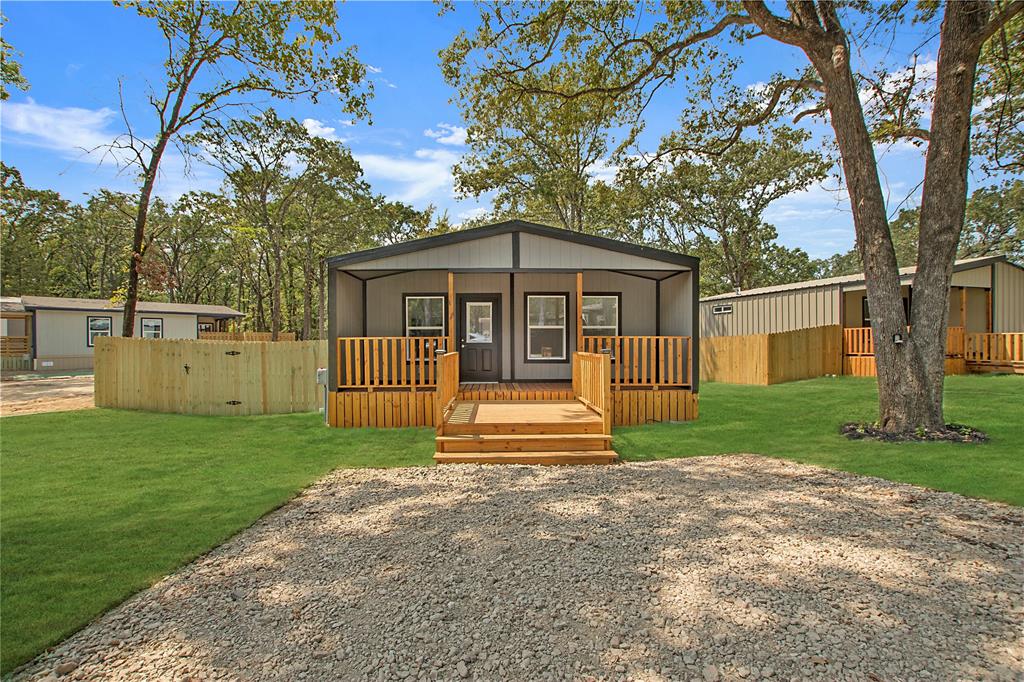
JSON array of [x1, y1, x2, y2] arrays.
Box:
[[0, 13, 28, 100], [110, 0, 372, 336], [0, 164, 69, 295], [824, 180, 1023, 275], [639, 127, 830, 295], [972, 14, 1022, 175], [0, 161, 431, 339]]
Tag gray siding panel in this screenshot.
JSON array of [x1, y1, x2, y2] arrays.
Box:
[[994, 261, 1024, 332], [700, 284, 841, 337], [346, 234, 513, 270], [519, 233, 688, 271]]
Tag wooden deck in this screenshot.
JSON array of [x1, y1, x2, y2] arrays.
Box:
[[434, 399, 616, 465]]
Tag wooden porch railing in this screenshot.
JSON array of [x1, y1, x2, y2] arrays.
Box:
[[573, 352, 612, 435], [0, 336, 30, 356], [842, 327, 965, 357], [965, 332, 1024, 365], [435, 352, 460, 435], [582, 335, 692, 388], [336, 336, 446, 390]]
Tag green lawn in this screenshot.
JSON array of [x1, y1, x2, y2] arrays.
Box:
[[616, 374, 1024, 507], [1, 374, 1021, 672], [0, 411, 435, 673]]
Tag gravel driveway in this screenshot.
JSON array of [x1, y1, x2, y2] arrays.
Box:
[[0, 375, 94, 416], [18, 457, 1023, 681]]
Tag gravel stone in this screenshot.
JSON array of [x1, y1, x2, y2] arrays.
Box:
[[11, 457, 1024, 681]]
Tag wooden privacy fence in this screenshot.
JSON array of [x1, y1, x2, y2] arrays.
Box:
[[199, 331, 297, 341], [94, 337, 327, 415], [581, 335, 692, 388], [702, 325, 842, 385], [573, 352, 612, 434], [336, 336, 446, 390]]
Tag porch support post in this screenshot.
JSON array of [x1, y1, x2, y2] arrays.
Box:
[[959, 286, 967, 328], [985, 288, 992, 332], [576, 271, 583, 354], [447, 271, 455, 352]]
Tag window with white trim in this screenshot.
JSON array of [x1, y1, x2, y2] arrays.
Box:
[[404, 296, 446, 338], [141, 318, 163, 339], [526, 294, 567, 360], [712, 304, 733, 315], [582, 295, 619, 336], [87, 316, 112, 347]]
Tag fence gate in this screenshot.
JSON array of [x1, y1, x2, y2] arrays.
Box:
[[94, 337, 327, 415]]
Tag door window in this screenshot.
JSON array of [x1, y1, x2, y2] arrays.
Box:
[[465, 302, 492, 343]]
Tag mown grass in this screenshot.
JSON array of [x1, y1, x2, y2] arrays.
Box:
[[0, 410, 434, 673], [2, 374, 1020, 672], [616, 374, 1024, 507]]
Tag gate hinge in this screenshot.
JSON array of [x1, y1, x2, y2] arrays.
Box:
[[226, 400, 242, 405], [225, 350, 241, 356]]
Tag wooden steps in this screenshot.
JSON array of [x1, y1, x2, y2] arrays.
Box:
[[434, 450, 617, 465], [435, 399, 617, 465]]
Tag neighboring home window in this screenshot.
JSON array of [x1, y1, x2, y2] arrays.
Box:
[[404, 295, 446, 338], [87, 316, 112, 347], [526, 294, 567, 361], [197, 322, 214, 334], [712, 304, 733, 315], [582, 294, 620, 336], [863, 297, 910, 327], [141, 318, 163, 339]]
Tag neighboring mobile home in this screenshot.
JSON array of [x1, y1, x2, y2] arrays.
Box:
[[700, 255, 1024, 376], [326, 221, 701, 463], [0, 296, 244, 371]]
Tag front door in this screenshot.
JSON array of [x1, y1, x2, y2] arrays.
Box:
[[458, 294, 501, 382]]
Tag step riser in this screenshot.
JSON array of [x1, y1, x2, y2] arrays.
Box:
[[434, 452, 617, 466], [443, 423, 604, 436], [439, 438, 610, 453]]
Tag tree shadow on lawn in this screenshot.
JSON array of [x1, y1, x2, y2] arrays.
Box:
[[14, 457, 1023, 681]]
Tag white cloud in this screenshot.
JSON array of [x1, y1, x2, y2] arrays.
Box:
[[366, 64, 383, 74], [423, 122, 467, 146], [1, 99, 120, 159], [379, 77, 398, 90], [0, 99, 222, 198], [301, 117, 347, 142], [353, 147, 461, 203], [586, 158, 619, 184], [456, 206, 489, 223]]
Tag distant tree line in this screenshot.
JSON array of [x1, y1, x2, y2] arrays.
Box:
[[0, 109, 446, 338]]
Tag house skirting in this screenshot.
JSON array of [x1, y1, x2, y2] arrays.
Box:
[[328, 388, 698, 429]]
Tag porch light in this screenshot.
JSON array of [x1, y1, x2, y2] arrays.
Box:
[[600, 347, 615, 361]]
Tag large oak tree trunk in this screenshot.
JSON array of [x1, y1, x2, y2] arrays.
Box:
[[912, 1, 990, 424], [806, 38, 938, 432]]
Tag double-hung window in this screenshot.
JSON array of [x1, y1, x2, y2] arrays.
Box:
[[141, 318, 163, 339], [526, 294, 567, 361], [581, 295, 619, 336], [404, 295, 446, 339], [87, 316, 112, 347]]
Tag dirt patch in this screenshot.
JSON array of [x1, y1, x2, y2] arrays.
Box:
[[13, 457, 1023, 681], [0, 375, 95, 417]]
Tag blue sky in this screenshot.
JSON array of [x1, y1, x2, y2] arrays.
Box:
[[1, 1, 944, 259]]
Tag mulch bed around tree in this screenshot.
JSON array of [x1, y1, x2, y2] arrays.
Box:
[[840, 422, 989, 443]]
